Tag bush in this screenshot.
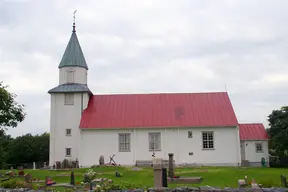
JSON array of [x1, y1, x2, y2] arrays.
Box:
[[83, 169, 97, 183], [0, 179, 25, 188], [259, 179, 280, 188]]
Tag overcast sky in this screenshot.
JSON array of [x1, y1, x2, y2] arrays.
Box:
[[1, 0, 288, 137]]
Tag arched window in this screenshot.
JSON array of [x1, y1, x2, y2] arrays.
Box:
[[67, 68, 74, 83]]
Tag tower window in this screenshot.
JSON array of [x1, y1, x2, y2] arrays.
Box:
[[67, 70, 74, 83], [66, 129, 72, 136], [65, 148, 71, 156], [64, 93, 74, 105]]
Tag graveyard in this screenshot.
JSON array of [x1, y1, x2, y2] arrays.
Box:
[[1, 165, 288, 191]]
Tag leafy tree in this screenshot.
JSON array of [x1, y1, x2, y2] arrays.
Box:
[[0, 130, 13, 169], [0, 81, 26, 130], [267, 106, 288, 155], [6, 133, 50, 166]]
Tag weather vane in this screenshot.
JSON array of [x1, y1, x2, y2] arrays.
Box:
[[73, 10, 77, 24], [72, 10, 77, 32]]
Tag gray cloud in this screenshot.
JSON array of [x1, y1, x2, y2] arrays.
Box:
[[1, 0, 288, 136]]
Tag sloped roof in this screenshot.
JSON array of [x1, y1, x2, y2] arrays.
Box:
[[79, 92, 238, 129], [239, 123, 269, 140], [58, 31, 88, 70], [48, 83, 92, 94]]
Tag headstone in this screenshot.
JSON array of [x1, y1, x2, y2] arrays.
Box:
[[62, 159, 69, 168], [281, 174, 287, 187], [18, 170, 24, 176], [24, 173, 32, 183], [153, 158, 163, 188], [18, 166, 24, 176], [56, 161, 61, 169], [33, 162, 36, 170], [70, 172, 75, 185], [45, 176, 56, 186], [99, 156, 105, 165], [251, 178, 260, 189], [238, 179, 246, 188], [162, 168, 168, 187], [168, 153, 174, 178]]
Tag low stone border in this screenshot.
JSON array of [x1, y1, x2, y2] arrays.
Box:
[[1, 187, 288, 192]]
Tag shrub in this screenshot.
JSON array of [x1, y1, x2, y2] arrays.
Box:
[[83, 169, 97, 183], [0, 179, 25, 188], [259, 179, 280, 188]]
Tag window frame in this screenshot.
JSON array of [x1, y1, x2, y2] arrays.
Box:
[[67, 69, 75, 83], [119, 133, 131, 152], [255, 143, 263, 153], [188, 131, 193, 138], [65, 148, 71, 157], [149, 132, 161, 151], [202, 131, 214, 150], [64, 93, 74, 105], [66, 129, 72, 136]]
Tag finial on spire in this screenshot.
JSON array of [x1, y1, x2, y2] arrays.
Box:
[[72, 10, 77, 33]]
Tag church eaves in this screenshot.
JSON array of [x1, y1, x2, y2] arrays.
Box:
[[58, 24, 88, 70]]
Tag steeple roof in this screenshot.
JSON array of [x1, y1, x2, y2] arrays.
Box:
[[58, 24, 88, 70]]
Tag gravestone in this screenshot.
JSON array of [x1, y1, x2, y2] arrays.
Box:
[[56, 161, 61, 169], [281, 174, 287, 187], [153, 158, 163, 188], [168, 153, 174, 178], [18, 166, 24, 176], [33, 162, 36, 170], [70, 172, 75, 185], [24, 173, 32, 183], [46, 176, 56, 186], [162, 168, 168, 187], [99, 156, 105, 165]]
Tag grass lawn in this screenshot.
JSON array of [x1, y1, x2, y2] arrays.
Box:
[[1, 166, 288, 189]]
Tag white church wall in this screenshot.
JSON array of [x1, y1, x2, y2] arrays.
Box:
[[59, 67, 87, 85], [80, 127, 241, 167], [243, 140, 269, 167], [49, 92, 89, 166]]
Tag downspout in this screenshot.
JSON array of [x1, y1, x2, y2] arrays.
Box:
[[177, 128, 179, 164], [81, 93, 84, 112], [133, 129, 136, 165], [52, 95, 56, 166], [267, 139, 270, 167], [236, 126, 241, 166], [79, 93, 84, 166], [164, 128, 167, 157]]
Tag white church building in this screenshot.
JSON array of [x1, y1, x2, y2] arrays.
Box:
[[48, 23, 269, 167]]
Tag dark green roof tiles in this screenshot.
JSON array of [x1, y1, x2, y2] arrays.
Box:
[[48, 83, 92, 95], [58, 32, 88, 70]]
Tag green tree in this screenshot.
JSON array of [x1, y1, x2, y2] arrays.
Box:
[[267, 106, 288, 155], [7, 133, 50, 166], [0, 81, 26, 130], [0, 130, 13, 169], [0, 81, 26, 168]]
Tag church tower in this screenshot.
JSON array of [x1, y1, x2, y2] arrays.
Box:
[[48, 21, 92, 166]]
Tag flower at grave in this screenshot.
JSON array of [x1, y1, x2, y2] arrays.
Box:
[[83, 169, 97, 183]]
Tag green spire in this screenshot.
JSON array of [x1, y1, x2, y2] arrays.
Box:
[[58, 23, 88, 70]]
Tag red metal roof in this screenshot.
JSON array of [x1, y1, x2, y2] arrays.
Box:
[[239, 123, 269, 140], [79, 92, 239, 129]]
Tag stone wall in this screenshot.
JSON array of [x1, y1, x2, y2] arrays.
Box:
[[1, 187, 288, 192]]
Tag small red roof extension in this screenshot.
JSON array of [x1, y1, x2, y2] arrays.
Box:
[[239, 123, 269, 140], [80, 92, 238, 129]]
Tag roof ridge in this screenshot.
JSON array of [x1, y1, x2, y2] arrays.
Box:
[[91, 92, 228, 96]]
